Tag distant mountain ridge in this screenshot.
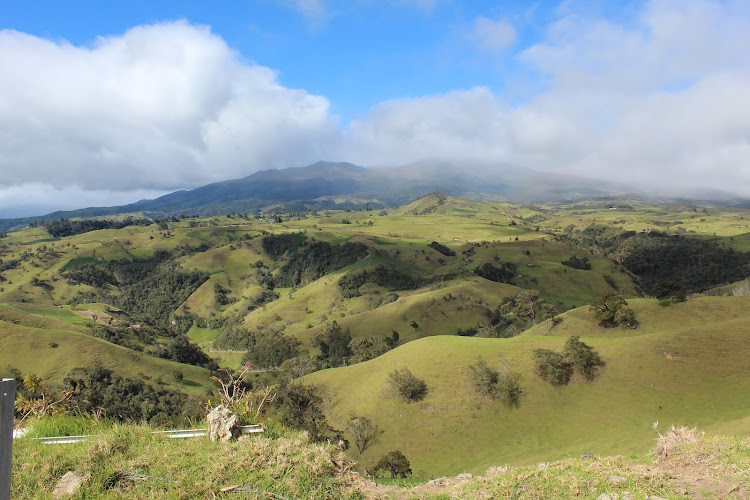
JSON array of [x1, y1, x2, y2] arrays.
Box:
[[2, 160, 748, 231]]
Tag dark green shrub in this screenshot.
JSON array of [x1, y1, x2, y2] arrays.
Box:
[[533, 349, 574, 385], [388, 368, 428, 402], [468, 357, 523, 407], [271, 380, 346, 446], [563, 336, 606, 381]]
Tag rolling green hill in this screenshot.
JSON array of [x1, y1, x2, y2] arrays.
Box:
[[305, 296, 750, 476], [0, 303, 214, 395]]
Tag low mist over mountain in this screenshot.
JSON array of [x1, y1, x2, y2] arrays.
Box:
[[1, 160, 748, 231]]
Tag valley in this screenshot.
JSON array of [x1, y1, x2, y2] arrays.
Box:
[[2, 193, 750, 486]]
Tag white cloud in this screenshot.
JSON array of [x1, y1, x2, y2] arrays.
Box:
[[342, 0, 750, 195], [472, 16, 517, 52], [0, 184, 168, 219], [342, 87, 510, 165], [2, 2, 750, 219], [0, 21, 339, 200]]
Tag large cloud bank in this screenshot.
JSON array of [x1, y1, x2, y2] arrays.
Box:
[[0, 21, 338, 215], [1, 1, 750, 217]]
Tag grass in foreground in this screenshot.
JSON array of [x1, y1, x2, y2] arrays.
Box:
[[11, 425, 749, 499], [359, 426, 750, 499], [12, 425, 363, 499]]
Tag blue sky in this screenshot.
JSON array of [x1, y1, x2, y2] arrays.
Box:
[[1, 0, 750, 216], [1, 0, 577, 120]]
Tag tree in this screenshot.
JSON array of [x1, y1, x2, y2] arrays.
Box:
[[348, 416, 378, 454], [388, 367, 428, 402], [563, 336, 606, 381], [589, 291, 636, 328], [652, 281, 686, 304], [515, 289, 544, 325], [533, 349, 574, 385], [373, 451, 412, 478], [272, 380, 346, 446], [315, 321, 352, 367]]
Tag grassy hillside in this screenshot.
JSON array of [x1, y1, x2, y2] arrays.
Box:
[[305, 296, 750, 476], [0, 303, 214, 395]]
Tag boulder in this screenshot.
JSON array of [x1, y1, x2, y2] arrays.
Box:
[[207, 405, 240, 442], [52, 471, 88, 498]]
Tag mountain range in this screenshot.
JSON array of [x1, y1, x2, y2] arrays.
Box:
[[2, 160, 748, 231]]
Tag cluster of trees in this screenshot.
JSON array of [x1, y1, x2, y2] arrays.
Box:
[[262, 233, 306, 259], [620, 233, 749, 294], [156, 335, 218, 370], [474, 262, 517, 284], [561, 255, 591, 270], [276, 241, 369, 287], [63, 263, 117, 288], [42, 217, 152, 237], [63, 365, 203, 425], [428, 241, 456, 257], [534, 336, 605, 385], [338, 266, 419, 298], [558, 224, 750, 294], [213, 283, 234, 306], [498, 289, 557, 327]]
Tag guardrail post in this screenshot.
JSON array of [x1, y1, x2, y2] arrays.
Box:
[[1, 378, 16, 500]]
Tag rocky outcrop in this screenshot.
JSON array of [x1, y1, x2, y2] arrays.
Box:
[[207, 405, 240, 442]]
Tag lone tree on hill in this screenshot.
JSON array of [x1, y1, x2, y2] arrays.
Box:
[[373, 451, 412, 478], [652, 281, 686, 304], [388, 367, 428, 402], [347, 416, 378, 454], [589, 291, 637, 328]]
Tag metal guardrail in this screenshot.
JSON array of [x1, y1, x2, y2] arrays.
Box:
[[24, 424, 266, 445]]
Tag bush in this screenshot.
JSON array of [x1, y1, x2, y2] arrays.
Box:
[[388, 368, 428, 402], [468, 357, 523, 407], [271, 380, 346, 446], [563, 336, 606, 381], [468, 357, 499, 397], [533, 349, 574, 386]]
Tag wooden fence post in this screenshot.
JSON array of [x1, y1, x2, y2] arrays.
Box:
[[1, 378, 15, 500]]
